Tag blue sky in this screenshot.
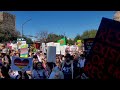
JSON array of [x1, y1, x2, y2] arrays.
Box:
[[10, 11, 115, 40]]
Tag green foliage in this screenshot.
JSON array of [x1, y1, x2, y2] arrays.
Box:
[[46, 33, 64, 43], [81, 29, 97, 39], [0, 27, 21, 43], [67, 38, 74, 45], [74, 34, 82, 42], [23, 36, 33, 44]]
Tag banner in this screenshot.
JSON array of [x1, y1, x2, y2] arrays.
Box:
[[84, 17, 120, 79], [84, 38, 94, 56], [47, 46, 56, 63], [11, 56, 33, 71], [57, 38, 66, 46]]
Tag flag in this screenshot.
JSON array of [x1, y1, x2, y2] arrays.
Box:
[[57, 38, 66, 46]]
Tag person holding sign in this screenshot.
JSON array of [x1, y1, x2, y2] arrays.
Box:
[[32, 62, 47, 79], [49, 64, 64, 79]]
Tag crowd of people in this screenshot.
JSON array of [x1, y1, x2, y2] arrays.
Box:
[[0, 44, 88, 79]]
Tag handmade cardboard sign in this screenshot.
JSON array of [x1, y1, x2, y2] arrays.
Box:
[[84, 17, 120, 79], [47, 46, 56, 63], [84, 38, 94, 56], [11, 57, 32, 71]]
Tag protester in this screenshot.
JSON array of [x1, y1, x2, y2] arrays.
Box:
[[49, 64, 64, 79], [78, 54, 86, 77], [33, 55, 39, 69], [15, 71, 30, 79], [61, 54, 73, 79], [73, 53, 81, 79], [44, 62, 52, 79], [0, 41, 88, 79], [32, 62, 47, 79], [9, 69, 19, 79], [1, 52, 11, 79]]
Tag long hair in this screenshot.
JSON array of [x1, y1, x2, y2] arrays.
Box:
[[35, 62, 44, 70]]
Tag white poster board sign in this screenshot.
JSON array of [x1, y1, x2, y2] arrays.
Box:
[[17, 41, 26, 49], [42, 43, 46, 53], [54, 43, 60, 54], [60, 45, 66, 55], [47, 42, 54, 47], [47, 46, 56, 63]]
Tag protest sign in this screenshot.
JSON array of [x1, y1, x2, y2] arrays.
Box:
[[19, 44, 28, 58], [84, 17, 120, 79], [20, 44, 28, 49], [17, 38, 25, 41], [11, 56, 32, 71], [84, 38, 94, 56], [42, 43, 46, 53], [20, 48, 28, 54], [47, 42, 54, 47], [77, 40, 82, 47], [17, 41, 26, 49], [54, 43, 60, 54], [47, 46, 56, 63], [60, 45, 66, 55], [20, 54, 28, 58]]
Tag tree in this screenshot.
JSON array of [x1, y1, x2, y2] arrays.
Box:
[[0, 26, 21, 43], [23, 36, 33, 44], [36, 31, 48, 43], [47, 33, 65, 43], [74, 34, 82, 43], [81, 29, 97, 39], [67, 38, 74, 45]]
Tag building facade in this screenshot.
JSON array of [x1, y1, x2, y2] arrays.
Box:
[[0, 12, 16, 31], [113, 11, 120, 22]]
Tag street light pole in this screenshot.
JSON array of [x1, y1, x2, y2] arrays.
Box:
[[22, 18, 32, 37]]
